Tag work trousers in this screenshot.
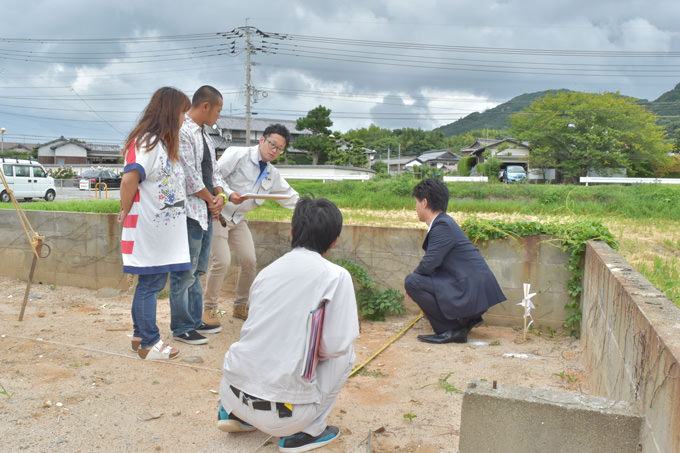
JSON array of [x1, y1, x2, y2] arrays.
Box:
[[204, 218, 256, 310], [219, 348, 354, 437]]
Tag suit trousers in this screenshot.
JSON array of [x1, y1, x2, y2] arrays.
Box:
[[405, 272, 469, 334], [204, 218, 257, 310]]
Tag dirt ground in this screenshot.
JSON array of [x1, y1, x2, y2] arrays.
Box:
[[0, 276, 587, 452]]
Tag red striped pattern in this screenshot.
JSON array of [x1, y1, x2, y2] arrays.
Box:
[[123, 214, 138, 228], [121, 240, 134, 254], [125, 141, 136, 165]]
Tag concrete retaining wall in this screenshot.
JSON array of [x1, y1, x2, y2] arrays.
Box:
[[0, 209, 571, 327], [582, 241, 680, 453], [459, 380, 642, 453]]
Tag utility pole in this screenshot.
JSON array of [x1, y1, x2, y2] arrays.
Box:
[[398, 143, 401, 174], [387, 145, 391, 176], [244, 23, 252, 146]]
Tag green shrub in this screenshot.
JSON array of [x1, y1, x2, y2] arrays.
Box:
[[47, 166, 75, 179], [457, 156, 476, 176], [333, 258, 405, 320]]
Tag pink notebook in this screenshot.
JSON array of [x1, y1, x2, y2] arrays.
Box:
[[302, 299, 328, 381]]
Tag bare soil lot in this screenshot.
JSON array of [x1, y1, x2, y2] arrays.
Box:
[[0, 276, 586, 452]]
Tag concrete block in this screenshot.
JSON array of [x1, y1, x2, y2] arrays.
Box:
[[460, 380, 642, 453]]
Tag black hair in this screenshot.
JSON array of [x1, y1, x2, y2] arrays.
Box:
[[291, 197, 343, 254], [263, 123, 291, 147], [411, 178, 449, 213], [191, 85, 222, 108]]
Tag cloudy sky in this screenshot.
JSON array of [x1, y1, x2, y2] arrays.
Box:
[[1, 0, 679, 146]]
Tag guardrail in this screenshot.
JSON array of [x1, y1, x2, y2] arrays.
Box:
[[580, 176, 680, 186], [279, 174, 372, 182], [443, 176, 489, 182]]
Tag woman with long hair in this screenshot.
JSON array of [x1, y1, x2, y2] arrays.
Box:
[[118, 87, 191, 360]]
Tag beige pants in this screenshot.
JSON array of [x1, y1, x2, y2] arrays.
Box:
[[204, 218, 256, 310]]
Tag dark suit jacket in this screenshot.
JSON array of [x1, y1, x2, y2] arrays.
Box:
[[414, 213, 506, 319]]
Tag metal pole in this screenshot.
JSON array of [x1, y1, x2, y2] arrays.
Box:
[[245, 26, 252, 146], [1, 128, 5, 152]]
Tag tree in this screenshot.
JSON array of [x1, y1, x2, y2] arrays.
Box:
[[327, 133, 369, 167], [509, 91, 672, 183], [295, 105, 334, 165]]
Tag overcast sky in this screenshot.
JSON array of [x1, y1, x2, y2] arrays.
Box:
[[1, 0, 679, 146]]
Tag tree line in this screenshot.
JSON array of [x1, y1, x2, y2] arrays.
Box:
[[287, 91, 680, 183]]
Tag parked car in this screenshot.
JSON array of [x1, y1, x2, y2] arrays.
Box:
[[76, 169, 122, 190], [1, 158, 57, 202], [499, 165, 527, 183]]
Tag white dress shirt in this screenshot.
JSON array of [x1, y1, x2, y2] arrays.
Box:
[[217, 144, 299, 224]]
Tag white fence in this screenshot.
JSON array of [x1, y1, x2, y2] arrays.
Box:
[[580, 176, 680, 186], [443, 176, 489, 183]]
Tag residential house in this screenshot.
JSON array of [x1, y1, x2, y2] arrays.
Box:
[[461, 138, 530, 167], [415, 149, 461, 171], [1, 142, 35, 155], [209, 116, 312, 158], [37, 137, 121, 165], [461, 138, 555, 180]]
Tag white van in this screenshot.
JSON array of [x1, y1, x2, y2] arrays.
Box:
[[0, 158, 57, 202]]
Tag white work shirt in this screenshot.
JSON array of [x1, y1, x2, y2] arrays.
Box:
[[222, 247, 359, 404], [217, 144, 299, 224]]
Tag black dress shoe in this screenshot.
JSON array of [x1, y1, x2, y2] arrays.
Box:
[[466, 316, 484, 330], [417, 328, 468, 344]]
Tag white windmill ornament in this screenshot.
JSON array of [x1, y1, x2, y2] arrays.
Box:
[[516, 283, 536, 341]]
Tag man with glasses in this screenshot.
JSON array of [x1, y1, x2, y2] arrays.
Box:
[[204, 124, 299, 322]]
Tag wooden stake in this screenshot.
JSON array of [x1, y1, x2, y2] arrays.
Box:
[[18, 237, 43, 321]]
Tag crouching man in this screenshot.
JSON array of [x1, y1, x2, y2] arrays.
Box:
[[405, 178, 506, 344], [216, 197, 359, 452]]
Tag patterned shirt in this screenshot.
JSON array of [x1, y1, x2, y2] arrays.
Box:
[[178, 115, 226, 230], [121, 139, 190, 274]]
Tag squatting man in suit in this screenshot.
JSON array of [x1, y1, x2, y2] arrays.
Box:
[[405, 178, 506, 344]]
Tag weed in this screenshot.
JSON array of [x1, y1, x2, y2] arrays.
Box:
[[333, 259, 405, 320], [403, 413, 417, 420], [157, 289, 169, 300], [552, 370, 576, 383], [421, 372, 461, 394], [358, 368, 389, 378], [0, 382, 13, 399], [489, 339, 501, 346]]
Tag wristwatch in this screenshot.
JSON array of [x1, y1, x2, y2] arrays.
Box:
[[217, 192, 228, 204]]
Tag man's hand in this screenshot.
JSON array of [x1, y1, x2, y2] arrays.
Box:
[[208, 196, 222, 217], [229, 192, 245, 205]]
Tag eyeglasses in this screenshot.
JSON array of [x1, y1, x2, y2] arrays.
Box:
[[264, 137, 285, 153]]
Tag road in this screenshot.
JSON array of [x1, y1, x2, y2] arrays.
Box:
[[54, 186, 121, 201]]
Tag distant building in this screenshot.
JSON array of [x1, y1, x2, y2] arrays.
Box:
[[37, 137, 121, 165], [461, 138, 530, 167], [376, 149, 461, 174], [1, 142, 35, 155], [208, 116, 312, 158]]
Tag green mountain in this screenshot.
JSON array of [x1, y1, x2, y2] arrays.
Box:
[[436, 90, 570, 136], [644, 82, 680, 136], [437, 83, 680, 138]]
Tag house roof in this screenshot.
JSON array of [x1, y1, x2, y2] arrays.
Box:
[[377, 156, 418, 166], [461, 138, 530, 155], [215, 116, 311, 135], [417, 149, 461, 163], [50, 139, 120, 155]]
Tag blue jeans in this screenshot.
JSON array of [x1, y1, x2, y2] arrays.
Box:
[[169, 217, 213, 336], [131, 273, 168, 349]]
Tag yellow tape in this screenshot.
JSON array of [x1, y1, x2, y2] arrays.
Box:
[[349, 313, 423, 378]]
